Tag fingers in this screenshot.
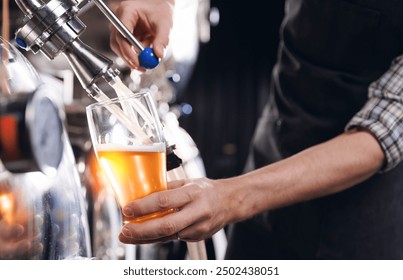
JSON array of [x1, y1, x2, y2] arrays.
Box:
[[120, 210, 183, 243], [109, 0, 173, 70], [118, 178, 220, 244], [151, 17, 172, 59], [119, 232, 178, 244], [119, 221, 180, 244], [110, 10, 141, 69], [122, 183, 191, 218], [119, 186, 189, 242], [119, 204, 204, 243], [119, 185, 211, 243]]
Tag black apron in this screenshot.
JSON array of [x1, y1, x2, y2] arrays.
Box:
[[225, 0, 403, 259]]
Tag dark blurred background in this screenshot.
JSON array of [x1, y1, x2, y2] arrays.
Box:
[[177, 0, 285, 179]]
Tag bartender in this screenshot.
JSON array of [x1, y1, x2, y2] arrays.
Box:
[[111, 0, 403, 259]]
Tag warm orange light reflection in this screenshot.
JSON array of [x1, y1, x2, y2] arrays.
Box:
[[87, 150, 109, 194], [0, 193, 15, 224], [96, 145, 173, 224]]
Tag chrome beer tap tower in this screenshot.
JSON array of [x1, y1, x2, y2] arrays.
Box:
[[14, 0, 119, 96]]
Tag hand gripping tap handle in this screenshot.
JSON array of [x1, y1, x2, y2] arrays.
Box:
[[92, 0, 160, 70]]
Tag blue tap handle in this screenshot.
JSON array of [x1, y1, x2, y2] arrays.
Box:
[[92, 0, 160, 70], [138, 47, 160, 70]]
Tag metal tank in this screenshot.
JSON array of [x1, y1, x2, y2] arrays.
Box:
[[0, 38, 91, 259]]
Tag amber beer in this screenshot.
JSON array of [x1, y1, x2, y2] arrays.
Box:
[[97, 142, 173, 223]]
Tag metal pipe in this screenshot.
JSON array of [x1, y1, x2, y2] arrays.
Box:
[[92, 0, 144, 52], [15, 0, 120, 92], [14, 0, 44, 14]]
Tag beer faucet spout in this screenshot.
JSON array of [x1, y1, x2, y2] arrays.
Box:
[[14, 0, 118, 92], [14, 0, 158, 95]]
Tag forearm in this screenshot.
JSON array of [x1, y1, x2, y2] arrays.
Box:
[[224, 129, 385, 222], [118, 128, 384, 244]]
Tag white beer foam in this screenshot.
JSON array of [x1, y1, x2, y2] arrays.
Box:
[[96, 142, 166, 153]]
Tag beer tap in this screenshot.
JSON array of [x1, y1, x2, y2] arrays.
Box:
[[14, 0, 159, 96]]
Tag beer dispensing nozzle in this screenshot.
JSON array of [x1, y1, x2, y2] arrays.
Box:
[[14, 0, 159, 94]]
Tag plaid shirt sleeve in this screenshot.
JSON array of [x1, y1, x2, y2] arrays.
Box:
[[345, 55, 403, 172]]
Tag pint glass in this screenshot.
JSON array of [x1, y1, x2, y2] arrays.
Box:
[[86, 92, 172, 224]]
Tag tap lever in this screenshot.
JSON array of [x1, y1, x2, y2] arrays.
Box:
[[92, 0, 159, 69], [92, 0, 143, 52]]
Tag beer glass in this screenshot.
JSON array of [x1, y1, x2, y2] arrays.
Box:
[[86, 92, 172, 224]]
